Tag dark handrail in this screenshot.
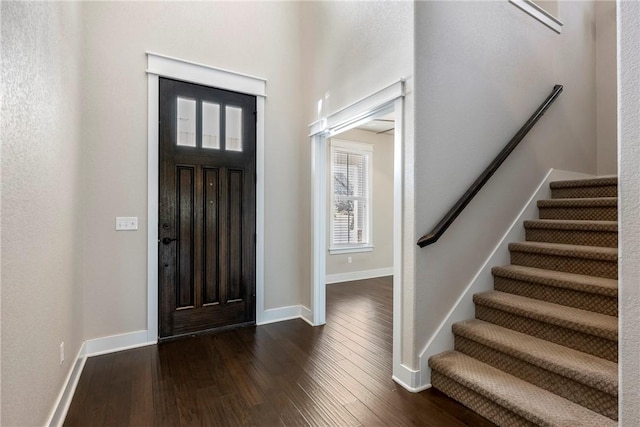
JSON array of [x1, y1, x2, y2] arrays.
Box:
[[417, 84, 564, 248]]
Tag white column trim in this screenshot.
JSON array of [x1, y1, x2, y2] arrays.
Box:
[[391, 95, 406, 389], [146, 53, 266, 342], [308, 80, 405, 136], [146, 52, 266, 97], [255, 96, 266, 324], [147, 73, 159, 343], [310, 133, 327, 326]]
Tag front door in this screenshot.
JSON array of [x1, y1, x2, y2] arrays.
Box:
[[158, 78, 256, 339]]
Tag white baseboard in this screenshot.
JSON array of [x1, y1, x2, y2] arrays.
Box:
[[299, 305, 314, 326], [417, 169, 595, 384], [87, 306, 318, 354], [392, 363, 431, 393], [325, 267, 393, 284], [46, 342, 87, 427], [85, 330, 155, 357], [256, 305, 309, 326]]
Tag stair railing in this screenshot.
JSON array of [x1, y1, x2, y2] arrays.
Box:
[[417, 84, 564, 248]]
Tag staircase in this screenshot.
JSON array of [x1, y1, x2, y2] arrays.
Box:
[[428, 177, 618, 427]]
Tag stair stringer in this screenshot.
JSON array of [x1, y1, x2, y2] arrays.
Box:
[[417, 169, 595, 388]]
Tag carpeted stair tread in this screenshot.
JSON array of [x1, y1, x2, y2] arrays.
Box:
[[492, 266, 617, 316], [491, 265, 617, 297], [429, 351, 617, 427], [429, 177, 620, 423], [473, 291, 617, 341], [509, 241, 618, 279], [452, 319, 618, 395], [523, 219, 617, 232], [523, 219, 618, 247], [537, 197, 617, 222], [550, 177, 617, 198], [537, 199, 617, 221], [549, 177, 617, 189], [537, 197, 617, 208], [508, 241, 617, 261]]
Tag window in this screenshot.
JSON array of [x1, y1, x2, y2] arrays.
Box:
[[202, 101, 221, 149], [175, 97, 244, 152], [176, 97, 196, 147], [329, 139, 373, 254], [225, 106, 243, 151]]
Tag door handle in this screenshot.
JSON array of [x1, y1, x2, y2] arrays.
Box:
[[162, 237, 179, 244]]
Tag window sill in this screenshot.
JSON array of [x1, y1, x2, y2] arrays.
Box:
[[329, 245, 374, 255]]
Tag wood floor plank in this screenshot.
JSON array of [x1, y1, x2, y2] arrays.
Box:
[[128, 348, 154, 427], [246, 402, 286, 427], [325, 309, 393, 345], [269, 338, 359, 406], [344, 399, 387, 427], [263, 388, 311, 427], [64, 276, 496, 427], [328, 305, 393, 334]]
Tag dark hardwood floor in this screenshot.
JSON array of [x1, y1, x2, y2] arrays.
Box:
[[64, 276, 495, 426]]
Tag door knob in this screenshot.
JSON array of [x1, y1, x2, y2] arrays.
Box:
[[162, 237, 178, 244]]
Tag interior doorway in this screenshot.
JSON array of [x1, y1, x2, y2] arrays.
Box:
[[324, 111, 395, 286], [309, 80, 405, 381]]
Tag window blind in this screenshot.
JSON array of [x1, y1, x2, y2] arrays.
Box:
[[332, 148, 370, 246]]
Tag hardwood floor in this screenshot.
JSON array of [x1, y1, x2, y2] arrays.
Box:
[[64, 277, 495, 426]]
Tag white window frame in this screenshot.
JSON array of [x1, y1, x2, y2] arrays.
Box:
[[329, 139, 374, 254]]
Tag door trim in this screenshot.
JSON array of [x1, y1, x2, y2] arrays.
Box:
[[146, 52, 266, 343], [308, 79, 406, 382]]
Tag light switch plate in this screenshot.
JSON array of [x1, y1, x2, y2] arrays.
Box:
[[116, 217, 138, 231]]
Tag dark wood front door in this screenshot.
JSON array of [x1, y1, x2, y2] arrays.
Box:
[[159, 78, 256, 339]]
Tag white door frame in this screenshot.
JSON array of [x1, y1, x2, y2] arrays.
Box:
[[309, 80, 405, 379], [146, 52, 267, 343]]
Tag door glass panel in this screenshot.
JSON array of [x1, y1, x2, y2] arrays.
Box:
[[202, 102, 220, 149], [177, 97, 196, 147], [225, 106, 242, 152]]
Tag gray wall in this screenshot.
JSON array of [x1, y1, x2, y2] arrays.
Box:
[[1, 2, 627, 422], [414, 1, 599, 368], [326, 129, 394, 278], [619, 1, 640, 424], [1, 3, 84, 425], [595, 0, 618, 175], [80, 1, 307, 339]]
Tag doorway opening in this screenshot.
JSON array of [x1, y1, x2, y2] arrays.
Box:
[[325, 111, 395, 285], [309, 80, 405, 381], [324, 111, 396, 375]]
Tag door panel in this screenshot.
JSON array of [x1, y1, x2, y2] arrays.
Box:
[[228, 169, 243, 302], [159, 78, 256, 339], [177, 166, 195, 309], [203, 167, 220, 306]]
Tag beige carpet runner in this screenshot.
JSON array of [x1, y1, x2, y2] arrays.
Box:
[[428, 177, 618, 426]]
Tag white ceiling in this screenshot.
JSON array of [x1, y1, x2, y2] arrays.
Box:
[[356, 111, 395, 134]]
